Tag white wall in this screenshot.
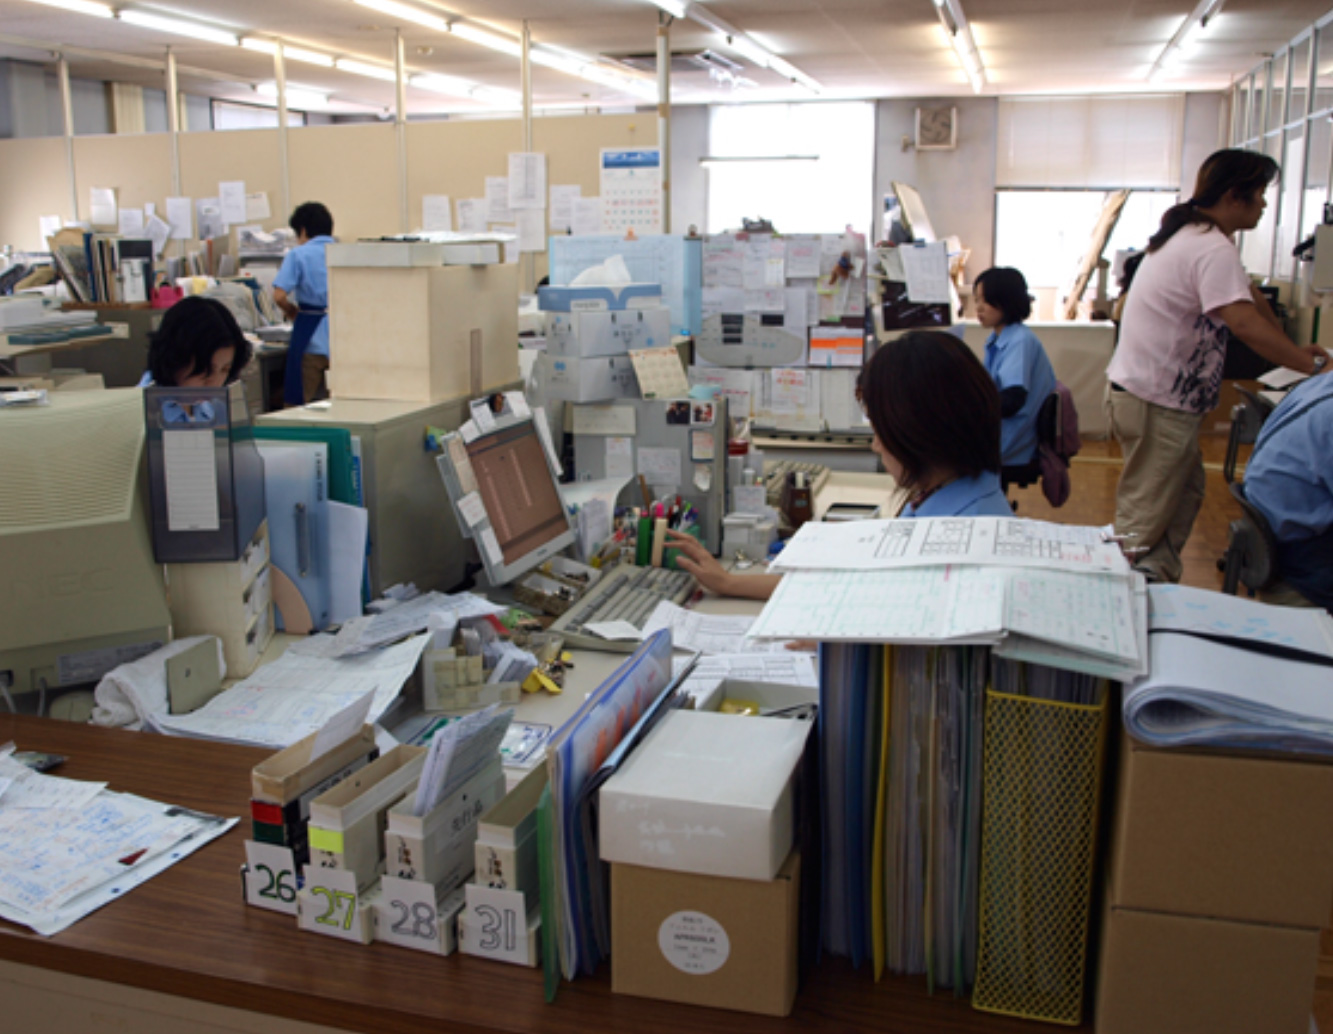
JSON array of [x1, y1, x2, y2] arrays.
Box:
[[874, 97, 999, 278], [668, 103, 707, 235]]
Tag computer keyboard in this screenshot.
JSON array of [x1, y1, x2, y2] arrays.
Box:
[[764, 460, 831, 507], [549, 565, 697, 652]]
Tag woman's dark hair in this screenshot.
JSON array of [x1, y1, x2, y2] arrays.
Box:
[[290, 201, 334, 239], [1118, 251, 1145, 293], [148, 296, 252, 386], [857, 330, 1001, 490], [1147, 148, 1279, 253], [974, 266, 1032, 324]]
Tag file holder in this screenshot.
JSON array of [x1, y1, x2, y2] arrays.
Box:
[[971, 682, 1110, 1026], [384, 755, 507, 890], [308, 744, 427, 891]]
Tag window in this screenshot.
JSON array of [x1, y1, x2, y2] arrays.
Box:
[[704, 102, 874, 236], [210, 100, 305, 131], [994, 190, 1177, 291]]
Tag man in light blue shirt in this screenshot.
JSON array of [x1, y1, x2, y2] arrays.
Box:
[[1243, 368, 1333, 610], [273, 201, 335, 405]]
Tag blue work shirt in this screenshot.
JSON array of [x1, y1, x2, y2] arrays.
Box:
[[1244, 373, 1333, 607], [985, 323, 1056, 467], [273, 235, 335, 358], [904, 471, 1012, 518]]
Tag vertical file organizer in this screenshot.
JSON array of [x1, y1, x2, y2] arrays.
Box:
[[971, 682, 1110, 1026]]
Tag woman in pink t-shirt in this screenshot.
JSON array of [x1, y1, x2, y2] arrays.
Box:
[[1106, 148, 1327, 583]]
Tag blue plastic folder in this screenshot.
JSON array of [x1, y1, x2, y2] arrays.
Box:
[[544, 629, 675, 984], [256, 441, 331, 634]]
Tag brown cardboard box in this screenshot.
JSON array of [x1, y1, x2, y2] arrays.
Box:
[[610, 851, 800, 1017], [1109, 733, 1333, 928], [1096, 906, 1319, 1034]]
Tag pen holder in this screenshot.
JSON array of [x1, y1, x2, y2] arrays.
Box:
[[664, 523, 704, 571]]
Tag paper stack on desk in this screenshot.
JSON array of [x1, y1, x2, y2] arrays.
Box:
[[750, 517, 1146, 680], [1123, 585, 1333, 754]]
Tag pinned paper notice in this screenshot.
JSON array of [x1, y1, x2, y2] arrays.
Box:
[[422, 194, 452, 232], [457, 491, 487, 528], [485, 176, 513, 223], [90, 187, 117, 227], [245, 191, 271, 221], [549, 184, 580, 232], [629, 348, 689, 400], [219, 181, 247, 226], [606, 436, 634, 478], [516, 209, 547, 253], [457, 198, 486, 234], [118, 208, 145, 236], [638, 446, 681, 487], [507, 152, 546, 210], [166, 197, 193, 240]]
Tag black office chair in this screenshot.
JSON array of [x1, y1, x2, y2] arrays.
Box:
[[1001, 391, 1061, 495], [1222, 482, 1278, 597], [1223, 385, 1276, 485]]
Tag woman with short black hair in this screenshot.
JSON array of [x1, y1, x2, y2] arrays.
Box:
[[667, 330, 1010, 599], [141, 295, 252, 388]]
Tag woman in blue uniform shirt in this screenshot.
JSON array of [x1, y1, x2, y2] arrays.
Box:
[[668, 330, 1011, 599], [973, 266, 1056, 491]]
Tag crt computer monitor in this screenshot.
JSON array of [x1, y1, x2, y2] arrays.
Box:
[[0, 389, 171, 698], [436, 411, 575, 586]]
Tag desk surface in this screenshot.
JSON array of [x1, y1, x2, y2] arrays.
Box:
[[0, 713, 1063, 1034]]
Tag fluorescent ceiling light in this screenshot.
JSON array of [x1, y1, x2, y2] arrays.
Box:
[[449, 22, 523, 57], [649, 0, 690, 17], [20, 0, 112, 17], [934, 0, 985, 94], [335, 57, 398, 82], [241, 39, 337, 67], [255, 82, 328, 108], [1147, 0, 1225, 81], [530, 46, 657, 100], [354, 0, 447, 32], [118, 10, 239, 46], [721, 33, 771, 69]]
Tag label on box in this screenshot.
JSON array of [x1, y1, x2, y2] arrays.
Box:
[[464, 884, 534, 966], [243, 841, 299, 915], [298, 865, 368, 942], [658, 910, 730, 975]]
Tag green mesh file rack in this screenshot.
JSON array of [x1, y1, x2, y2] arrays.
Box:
[[971, 686, 1109, 1026]]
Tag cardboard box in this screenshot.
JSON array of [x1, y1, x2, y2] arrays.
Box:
[[1096, 906, 1319, 1034], [545, 306, 673, 358], [599, 709, 811, 881], [1109, 733, 1333, 928], [611, 851, 800, 1017], [540, 353, 638, 403]]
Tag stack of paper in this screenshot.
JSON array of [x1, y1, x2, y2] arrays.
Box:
[[1124, 585, 1333, 753], [751, 517, 1146, 680]]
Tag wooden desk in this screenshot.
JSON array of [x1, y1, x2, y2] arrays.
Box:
[[0, 714, 1067, 1034]]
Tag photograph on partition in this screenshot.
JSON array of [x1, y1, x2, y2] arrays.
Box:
[[691, 402, 715, 426], [666, 400, 691, 426]]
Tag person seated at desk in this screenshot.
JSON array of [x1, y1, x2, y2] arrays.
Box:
[[138, 295, 253, 389], [1242, 370, 1333, 611], [973, 266, 1056, 492], [668, 329, 1011, 600], [272, 201, 335, 407]]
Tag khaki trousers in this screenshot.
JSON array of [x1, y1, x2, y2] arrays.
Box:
[[302, 354, 329, 404], [1106, 387, 1205, 583]]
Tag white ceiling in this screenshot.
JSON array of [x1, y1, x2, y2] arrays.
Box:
[[0, 0, 1327, 117]]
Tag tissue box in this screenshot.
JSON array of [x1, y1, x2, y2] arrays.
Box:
[[537, 283, 663, 312], [541, 353, 639, 403], [545, 306, 672, 358], [599, 709, 811, 881]]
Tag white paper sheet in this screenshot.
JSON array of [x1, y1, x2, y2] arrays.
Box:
[[245, 191, 271, 221], [900, 241, 951, 304], [327, 500, 369, 624], [485, 176, 514, 223], [457, 198, 487, 234], [457, 491, 487, 528], [38, 214, 61, 242], [90, 187, 117, 227], [0, 756, 105, 811], [308, 690, 375, 763], [218, 181, 247, 226], [146, 213, 171, 257], [508, 152, 546, 210], [571, 404, 636, 436], [165, 196, 193, 240], [606, 436, 634, 478], [516, 208, 547, 253], [1147, 583, 1333, 655], [672, 652, 817, 707], [549, 184, 581, 232], [117, 207, 145, 236], [637, 446, 682, 487], [785, 235, 822, 278], [422, 194, 453, 232], [571, 196, 603, 236], [152, 634, 429, 748], [642, 601, 789, 655], [585, 620, 644, 641], [480, 527, 504, 567], [770, 516, 1132, 575]]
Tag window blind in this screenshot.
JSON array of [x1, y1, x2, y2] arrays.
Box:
[[996, 95, 1185, 189]]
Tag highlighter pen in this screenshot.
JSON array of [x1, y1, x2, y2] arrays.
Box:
[[636, 509, 652, 566]]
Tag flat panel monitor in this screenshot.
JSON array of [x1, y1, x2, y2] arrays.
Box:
[[436, 402, 575, 586]]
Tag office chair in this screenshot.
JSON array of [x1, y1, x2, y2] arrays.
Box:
[[1001, 391, 1061, 495], [1222, 482, 1278, 597], [1222, 385, 1276, 485]]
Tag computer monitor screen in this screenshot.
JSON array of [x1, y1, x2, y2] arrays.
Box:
[[436, 409, 576, 587], [467, 423, 568, 567]]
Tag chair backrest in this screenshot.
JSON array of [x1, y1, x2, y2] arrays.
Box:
[[1037, 382, 1081, 460], [1225, 482, 1278, 593]]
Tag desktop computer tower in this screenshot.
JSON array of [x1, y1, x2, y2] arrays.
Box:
[[257, 395, 514, 597]]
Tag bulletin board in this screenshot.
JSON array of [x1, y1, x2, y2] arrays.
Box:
[[180, 128, 286, 236], [72, 133, 174, 229], [289, 123, 400, 242]]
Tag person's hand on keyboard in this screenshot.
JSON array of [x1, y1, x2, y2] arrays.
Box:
[[666, 529, 781, 601]]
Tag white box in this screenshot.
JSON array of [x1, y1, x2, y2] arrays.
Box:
[[545, 306, 673, 358], [598, 709, 811, 881], [541, 353, 638, 403]]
